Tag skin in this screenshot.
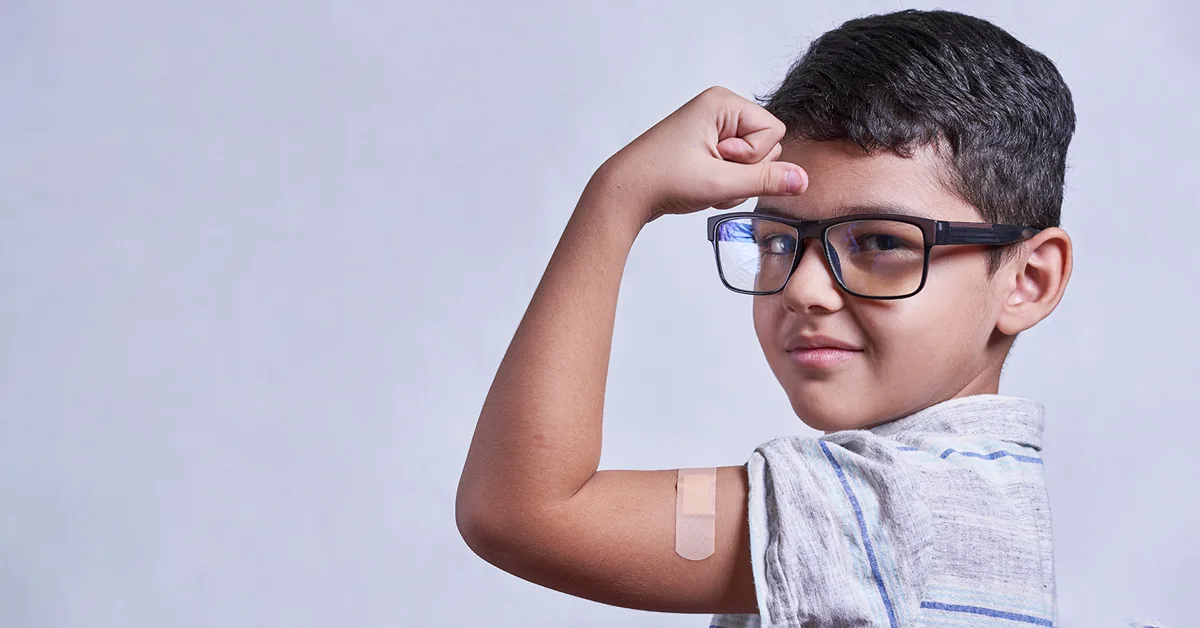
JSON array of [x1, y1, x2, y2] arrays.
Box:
[[752, 140, 1072, 432], [455, 86, 1072, 613]]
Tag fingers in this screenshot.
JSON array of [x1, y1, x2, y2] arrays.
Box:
[[717, 138, 784, 165], [713, 95, 787, 165], [661, 87, 807, 213], [714, 131, 805, 204], [715, 137, 754, 161], [729, 126, 783, 163], [710, 141, 798, 208], [765, 141, 783, 163]]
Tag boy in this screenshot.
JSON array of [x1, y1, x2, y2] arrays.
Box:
[[457, 9, 1075, 626]]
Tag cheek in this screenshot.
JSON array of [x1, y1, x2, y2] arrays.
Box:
[[862, 272, 992, 371]]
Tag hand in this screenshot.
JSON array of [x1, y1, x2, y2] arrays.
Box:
[[591, 86, 809, 226]]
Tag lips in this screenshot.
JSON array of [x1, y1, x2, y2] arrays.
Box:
[[784, 334, 862, 369], [785, 334, 862, 352]]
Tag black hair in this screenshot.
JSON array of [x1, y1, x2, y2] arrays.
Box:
[[762, 9, 1076, 270]]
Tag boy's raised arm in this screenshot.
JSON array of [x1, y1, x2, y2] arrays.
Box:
[[454, 87, 808, 613]]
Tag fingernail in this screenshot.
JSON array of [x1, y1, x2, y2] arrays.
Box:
[[786, 169, 803, 194]]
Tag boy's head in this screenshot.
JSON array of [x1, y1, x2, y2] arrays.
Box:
[[749, 10, 1076, 431]]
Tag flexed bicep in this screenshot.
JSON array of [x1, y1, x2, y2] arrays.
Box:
[[459, 466, 756, 614]]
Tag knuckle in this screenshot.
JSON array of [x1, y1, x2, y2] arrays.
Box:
[[699, 86, 731, 103], [760, 166, 781, 194]]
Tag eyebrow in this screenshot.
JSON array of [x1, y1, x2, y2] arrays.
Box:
[[753, 202, 935, 220]]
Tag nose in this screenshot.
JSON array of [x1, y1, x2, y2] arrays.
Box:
[[780, 237, 845, 313]]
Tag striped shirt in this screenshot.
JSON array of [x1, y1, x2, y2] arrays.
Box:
[[710, 394, 1058, 627]]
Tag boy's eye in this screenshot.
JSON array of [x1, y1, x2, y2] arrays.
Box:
[[858, 234, 908, 251], [840, 226, 922, 255], [758, 234, 797, 255]]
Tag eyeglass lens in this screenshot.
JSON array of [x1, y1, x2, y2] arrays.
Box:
[[715, 217, 926, 297]]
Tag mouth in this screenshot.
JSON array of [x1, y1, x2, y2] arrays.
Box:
[[784, 335, 863, 369]]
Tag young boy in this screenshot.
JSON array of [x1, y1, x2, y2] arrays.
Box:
[[457, 9, 1076, 626]]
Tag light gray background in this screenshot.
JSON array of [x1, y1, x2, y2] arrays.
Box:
[[1, 0, 1196, 626]]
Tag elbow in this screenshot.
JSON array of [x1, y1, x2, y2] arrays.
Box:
[[456, 485, 568, 579], [455, 491, 500, 560], [455, 486, 531, 567]]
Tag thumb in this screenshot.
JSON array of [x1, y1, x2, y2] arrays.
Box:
[[721, 161, 808, 200], [760, 161, 808, 196]]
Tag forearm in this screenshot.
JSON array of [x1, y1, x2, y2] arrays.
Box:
[[456, 166, 646, 529], [453, 87, 794, 610]]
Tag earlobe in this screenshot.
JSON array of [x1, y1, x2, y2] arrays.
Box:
[[996, 228, 1073, 336]]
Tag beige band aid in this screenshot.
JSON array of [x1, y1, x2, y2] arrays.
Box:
[[675, 467, 717, 560]]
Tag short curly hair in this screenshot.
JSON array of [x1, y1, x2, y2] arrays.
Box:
[[762, 10, 1076, 270]]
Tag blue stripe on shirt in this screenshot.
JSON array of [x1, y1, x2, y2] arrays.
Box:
[[939, 448, 1043, 464], [920, 601, 1053, 626], [819, 441, 899, 628], [895, 445, 1042, 464]]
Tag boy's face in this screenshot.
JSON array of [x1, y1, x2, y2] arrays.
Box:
[[753, 140, 1011, 432]]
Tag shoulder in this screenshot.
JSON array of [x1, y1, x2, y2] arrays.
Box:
[[738, 431, 937, 625], [745, 430, 938, 563], [750, 429, 922, 481]]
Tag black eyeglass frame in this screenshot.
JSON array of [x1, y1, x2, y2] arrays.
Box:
[[706, 212, 1042, 300]]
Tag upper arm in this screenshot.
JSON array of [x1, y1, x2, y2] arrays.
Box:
[[462, 466, 756, 614]]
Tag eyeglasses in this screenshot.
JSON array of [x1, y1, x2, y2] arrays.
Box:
[[706, 212, 1041, 299]]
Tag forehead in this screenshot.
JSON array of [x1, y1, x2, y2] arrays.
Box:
[[755, 140, 983, 222]]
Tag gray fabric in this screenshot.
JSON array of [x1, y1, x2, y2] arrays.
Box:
[[710, 394, 1057, 627]]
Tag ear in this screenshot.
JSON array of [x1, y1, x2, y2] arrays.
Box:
[[995, 227, 1073, 336]]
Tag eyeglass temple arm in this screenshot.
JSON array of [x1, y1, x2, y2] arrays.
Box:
[[936, 222, 1042, 245]]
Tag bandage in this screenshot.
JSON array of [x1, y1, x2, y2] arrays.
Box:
[[675, 467, 717, 560]]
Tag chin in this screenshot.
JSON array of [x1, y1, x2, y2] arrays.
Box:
[[785, 384, 883, 433]]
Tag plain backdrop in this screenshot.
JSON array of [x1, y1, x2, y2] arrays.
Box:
[[1, 0, 1197, 626]]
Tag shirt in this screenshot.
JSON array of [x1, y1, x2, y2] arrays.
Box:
[[709, 394, 1057, 627]]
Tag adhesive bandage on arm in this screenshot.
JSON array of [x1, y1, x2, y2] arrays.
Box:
[[675, 467, 717, 560]]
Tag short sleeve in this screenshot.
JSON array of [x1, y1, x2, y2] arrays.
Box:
[[712, 431, 933, 628]]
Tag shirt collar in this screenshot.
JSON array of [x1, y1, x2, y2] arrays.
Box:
[[867, 394, 1045, 451]]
